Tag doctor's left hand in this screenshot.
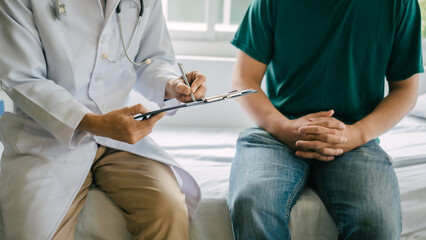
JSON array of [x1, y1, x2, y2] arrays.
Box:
[[165, 71, 207, 102], [77, 104, 165, 144]]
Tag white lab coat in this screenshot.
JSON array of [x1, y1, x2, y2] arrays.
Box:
[[0, 0, 201, 239]]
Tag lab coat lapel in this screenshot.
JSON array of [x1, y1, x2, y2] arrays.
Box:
[[105, 0, 144, 22], [104, 0, 120, 22]]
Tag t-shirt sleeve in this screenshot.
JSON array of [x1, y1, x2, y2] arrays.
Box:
[[386, 0, 424, 82], [231, 0, 276, 64]]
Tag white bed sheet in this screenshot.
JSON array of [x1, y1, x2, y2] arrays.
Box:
[[379, 115, 426, 168], [396, 163, 426, 239]]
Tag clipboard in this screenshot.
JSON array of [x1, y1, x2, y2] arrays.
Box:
[[134, 89, 258, 120]]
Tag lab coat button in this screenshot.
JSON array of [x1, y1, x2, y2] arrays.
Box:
[[95, 76, 101, 81], [102, 105, 109, 112]]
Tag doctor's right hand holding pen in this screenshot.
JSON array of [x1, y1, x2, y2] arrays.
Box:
[[77, 69, 207, 145], [166, 64, 207, 103]]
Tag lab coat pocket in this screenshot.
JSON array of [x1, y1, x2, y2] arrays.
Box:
[[16, 124, 71, 158]]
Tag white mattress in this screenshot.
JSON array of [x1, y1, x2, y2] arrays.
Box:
[[396, 162, 426, 239], [379, 115, 426, 168], [1, 115, 426, 239]]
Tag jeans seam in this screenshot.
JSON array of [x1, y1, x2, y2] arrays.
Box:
[[284, 169, 308, 222], [312, 172, 343, 239]]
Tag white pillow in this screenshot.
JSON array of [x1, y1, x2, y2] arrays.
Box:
[[410, 93, 426, 119]]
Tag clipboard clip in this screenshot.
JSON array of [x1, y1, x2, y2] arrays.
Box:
[[202, 89, 257, 103]]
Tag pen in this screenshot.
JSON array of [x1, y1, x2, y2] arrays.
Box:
[[178, 63, 196, 102]]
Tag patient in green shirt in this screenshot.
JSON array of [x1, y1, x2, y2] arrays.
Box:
[[227, 0, 423, 239]]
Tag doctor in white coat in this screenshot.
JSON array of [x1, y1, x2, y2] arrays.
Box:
[[0, 0, 206, 239]]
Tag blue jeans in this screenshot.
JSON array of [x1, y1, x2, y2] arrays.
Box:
[[228, 127, 401, 240]]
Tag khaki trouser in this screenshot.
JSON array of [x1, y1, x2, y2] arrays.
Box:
[[53, 146, 189, 240]]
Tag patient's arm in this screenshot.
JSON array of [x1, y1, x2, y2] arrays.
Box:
[[295, 74, 419, 158], [232, 50, 345, 161]]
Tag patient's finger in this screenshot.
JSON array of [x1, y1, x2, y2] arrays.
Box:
[[317, 147, 344, 156], [295, 151, 335, 162], [299, 125, 342, 136], [300, 133, 347, 144], [295, 140, 343, 155], [305, 118, 345, 130]]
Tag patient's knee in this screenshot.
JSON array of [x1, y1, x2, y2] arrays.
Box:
[[229, 180, 276, 219], [342, 205, 401, 239]]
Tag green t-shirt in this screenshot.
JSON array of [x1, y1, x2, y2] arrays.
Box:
[[232, 0, 424, 123]]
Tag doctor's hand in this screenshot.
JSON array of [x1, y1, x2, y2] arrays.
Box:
[[294, 113, 364, 161], [78, 104, 165, 144], [165, 71, 207, 102]]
